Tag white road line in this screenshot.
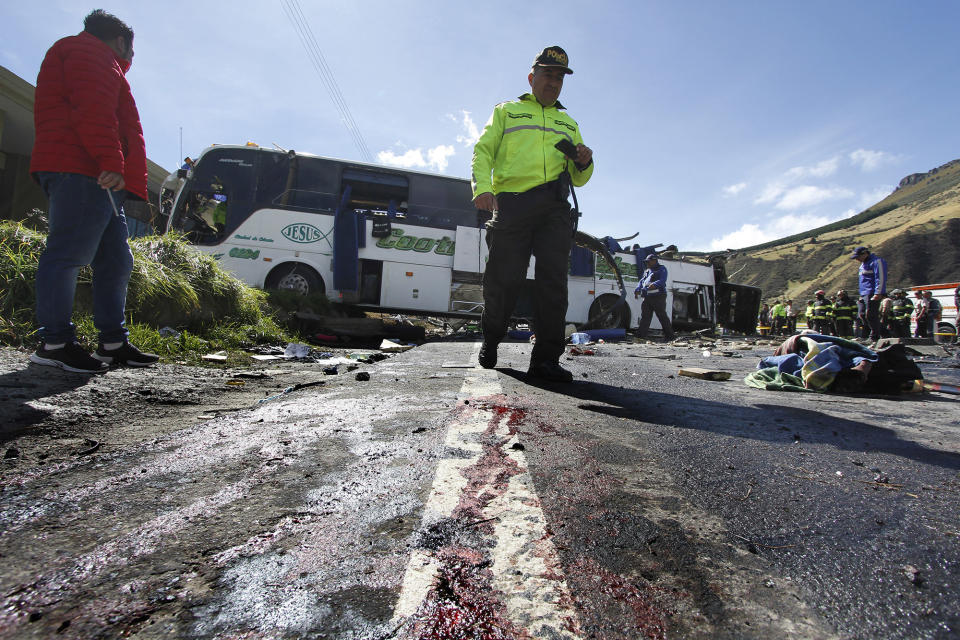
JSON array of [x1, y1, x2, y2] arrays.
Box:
[[392, 349, 581, 637]]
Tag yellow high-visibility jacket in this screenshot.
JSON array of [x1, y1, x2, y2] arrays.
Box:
[[471, 93, 594, 198]]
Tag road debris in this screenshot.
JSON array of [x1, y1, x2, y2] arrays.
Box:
[[678, 367, 731, 381]]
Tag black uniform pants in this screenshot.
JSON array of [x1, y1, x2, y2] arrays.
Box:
[[862, 295, 881, 341], [482, 184, 572, 366], [637, 294, 674, 339]]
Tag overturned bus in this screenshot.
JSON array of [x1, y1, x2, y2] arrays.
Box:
[[160, 144, 760, 333]]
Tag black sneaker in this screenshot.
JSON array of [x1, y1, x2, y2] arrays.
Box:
[[30, 342, 108, 374], [478, 342, 498, 369], [93, 342, 160, 367], [527, 361, 573, 383]]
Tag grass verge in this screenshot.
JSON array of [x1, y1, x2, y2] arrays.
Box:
[[0, 220, 299, 365]]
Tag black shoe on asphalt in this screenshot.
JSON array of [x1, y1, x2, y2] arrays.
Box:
[[93, 342, 160, 367], [527, 361, 573, 383], [30, 342, 108, 374], [478, 342, 498, 369]]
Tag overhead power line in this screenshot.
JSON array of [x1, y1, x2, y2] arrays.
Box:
[[280, 0, 373, 162]]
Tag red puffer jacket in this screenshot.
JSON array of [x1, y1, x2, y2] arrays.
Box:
[[30, 31, 147, 200]]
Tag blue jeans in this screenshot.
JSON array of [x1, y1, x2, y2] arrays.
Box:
[[35, 172, 132, 344]]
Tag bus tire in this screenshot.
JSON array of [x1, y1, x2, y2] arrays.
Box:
[[587, 294, 630, 330], [265, 263, 324, 296], [935, 322, 957, 344]]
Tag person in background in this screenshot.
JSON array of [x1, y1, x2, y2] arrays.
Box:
[[471, 46, 593, 382], [785, 299, 797, 335], [29, 9, 159, 373], [634, 254, 675, 341], [878, 292, 894, 338], [890, 289, 913, 338], [811, 290, 833, 335], [758, 303, 770, 336], [850, 246, 887, 342], [833, 289, 856, 338], [923, 290, 941, 338], [913, 291, 928, 338], [804, 299, 815, 331], [770, 300, 787, 335]]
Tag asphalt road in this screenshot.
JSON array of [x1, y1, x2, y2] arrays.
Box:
[[1, 338, 958, 639]]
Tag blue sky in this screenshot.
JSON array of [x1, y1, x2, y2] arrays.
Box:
[[3, 1, 958, 251]]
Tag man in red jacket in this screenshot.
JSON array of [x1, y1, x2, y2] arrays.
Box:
[[30, 9, 158, 372]]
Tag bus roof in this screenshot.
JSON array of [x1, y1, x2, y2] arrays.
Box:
[[195, 144, 471, 184]]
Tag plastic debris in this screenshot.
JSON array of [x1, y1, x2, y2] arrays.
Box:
[[380, 339, 414, 352], [158, 326, 180, 338], [202, 351, 228, 362], [570, 332, 592, 345], [284, 343, 313, 358]]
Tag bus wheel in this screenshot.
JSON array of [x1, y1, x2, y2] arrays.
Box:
[[266, 263, 324, 296], [935, 322, 957, 344], [587, 294, 630, 329]]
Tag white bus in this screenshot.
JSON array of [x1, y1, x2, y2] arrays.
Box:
[[161, 144, 759, 333]]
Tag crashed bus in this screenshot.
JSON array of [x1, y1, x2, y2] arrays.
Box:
[[161, 144, 760, 333]]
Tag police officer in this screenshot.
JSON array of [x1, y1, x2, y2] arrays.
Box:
[[634, 254, 675, 341], [472, 46, 594, 382], [811, 290, 833, 334], [851, 245, 887, 342]]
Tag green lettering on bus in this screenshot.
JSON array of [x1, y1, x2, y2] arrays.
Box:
[[281, 223, 327, 244]]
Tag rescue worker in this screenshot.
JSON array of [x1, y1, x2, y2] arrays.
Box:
[[851, 245, 887, 342], [811, 290, 833, 335], [890, 289, 913, 338], [472, 46, 594, 382], [634, 254, 675, 341], [804, 299, 815, 330], [770, 300, 787, 336], [879, 292, 894, 338], [833, 290, 856, 338], [758, 303, 771, 336]]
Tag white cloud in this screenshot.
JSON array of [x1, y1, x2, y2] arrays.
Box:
[[707, 212, 842, 251], [451, 110, 481, 147], [377, 144, 456, 173], [775, 185, 854, 210], [850, 149, 897, 172], [722, 182, 747, 197], [754, 183, 785, 205], [785, 156, 840, 180]]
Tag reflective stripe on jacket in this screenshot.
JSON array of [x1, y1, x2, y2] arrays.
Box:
[[812, 300, 833, 320], [471, 93, 593, 198], [833, 299, 856, 321], [892, 298, 913, 320]]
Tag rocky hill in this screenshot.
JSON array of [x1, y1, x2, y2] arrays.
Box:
[[717, 159, 960, 302]]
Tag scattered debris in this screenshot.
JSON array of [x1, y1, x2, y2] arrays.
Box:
[[380, 339, 414, 353], [902, 564, 923, 586], [202, 351, 228, 362], [355, 372, 371, 381], [678, 367, 731, 381]]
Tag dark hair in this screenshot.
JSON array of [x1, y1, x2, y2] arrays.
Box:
[[83, 9, 134, 47]]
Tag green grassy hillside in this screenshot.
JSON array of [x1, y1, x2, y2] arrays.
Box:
[[722, 159, 960, 302]]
